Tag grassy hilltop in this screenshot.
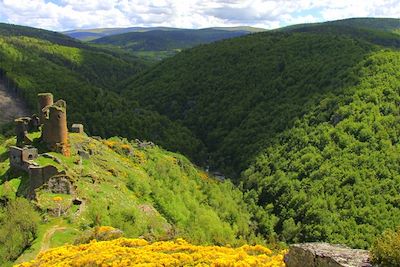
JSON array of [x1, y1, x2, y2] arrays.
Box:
[[0, 133, 256, 266]]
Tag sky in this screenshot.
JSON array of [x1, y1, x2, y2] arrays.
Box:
[[0, 0, 399, 31]]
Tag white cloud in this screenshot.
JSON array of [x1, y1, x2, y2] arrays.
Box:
[[0, 0, 398, 31]]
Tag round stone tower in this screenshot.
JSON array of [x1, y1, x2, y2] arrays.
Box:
[[37, 93, 53, 122], [45, 105, 68, 144], [41, 99, 70, 156]]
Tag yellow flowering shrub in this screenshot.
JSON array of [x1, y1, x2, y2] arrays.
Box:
[[97, 226, 115, 233], [52, 196, 62, 202], [16, 238, 286, 267], [133, 150, 146, 164], [103, 140, 117, 148]]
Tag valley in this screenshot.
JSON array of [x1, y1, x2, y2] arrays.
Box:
[[0, 17, 399, 267]]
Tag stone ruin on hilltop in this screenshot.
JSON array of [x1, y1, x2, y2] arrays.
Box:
[[9, 93, 84, 198]]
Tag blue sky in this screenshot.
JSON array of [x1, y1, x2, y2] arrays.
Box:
[[0, 0, 398, 31]]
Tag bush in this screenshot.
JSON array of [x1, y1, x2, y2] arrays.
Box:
[[370, 227, 400, 267], [0, 198, 40, 264], [74, 226, 124, 245]]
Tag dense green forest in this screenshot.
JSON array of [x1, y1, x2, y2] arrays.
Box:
[[279, 17, 400, 35], [121, 26, 396, 176], [0, 23, 205, 161], [119, 19, 400, 247], [243, 49, 400, 248]]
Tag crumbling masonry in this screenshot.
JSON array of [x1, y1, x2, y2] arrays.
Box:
[[39, 94, 71, 156], [9, 93, 84, 197]]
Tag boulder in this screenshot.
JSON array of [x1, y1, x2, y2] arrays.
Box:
[[284, 243, 372, 267]]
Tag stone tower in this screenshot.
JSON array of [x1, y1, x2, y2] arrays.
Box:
[[37, 93, 53, 122], [41, 99, 70, 156]]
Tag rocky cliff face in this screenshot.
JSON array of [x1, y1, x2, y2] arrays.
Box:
[[284, 243, 372, 267], [0, 81, 30, 124]]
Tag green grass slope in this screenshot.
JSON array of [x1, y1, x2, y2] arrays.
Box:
[[0, 133, 256, 266], [0, 23, 205, 161]]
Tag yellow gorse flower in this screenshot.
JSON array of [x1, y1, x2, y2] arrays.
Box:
[[96, 226, 115, 233], [15, 238, 286, 267], [52, 196, 62, 202]]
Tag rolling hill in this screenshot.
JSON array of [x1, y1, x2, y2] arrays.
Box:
[[118, 18, 400, 247], [91, 29, 251, 51], [0, 23, 205, 161], [89, 27, 264, 61], [279, 17, 400, 35], [120, 23, 396, 176], [64, 26, 265, 41]]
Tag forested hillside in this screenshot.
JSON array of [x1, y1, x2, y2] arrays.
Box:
[[91, 29, 251, 51], [120, 19, 400, 247], [243, 49, 400, 248], [0, 23, 205, 160], [121, 28, 380, 175], [90, 28, 256, 61], [279, 17, 400, 35], [64, 26, 264, 41]]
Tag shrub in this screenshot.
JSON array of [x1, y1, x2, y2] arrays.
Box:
[[370, 227, 400, 267], [0, 198, 40, 264], [74, 226, 123, 245]]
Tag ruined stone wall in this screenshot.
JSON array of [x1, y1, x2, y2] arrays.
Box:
[[28, 165, 59, 197], [9, 146, 38, 172]]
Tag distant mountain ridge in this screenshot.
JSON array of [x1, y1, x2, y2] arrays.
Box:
[[63, 26, 265, 41], [278, 17, 400, 35]]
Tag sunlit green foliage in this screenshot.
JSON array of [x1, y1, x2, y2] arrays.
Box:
[[120, 20, 400, 248], [122, 29, 381, 176], [370, 227, 400, 266], [243, 50, 400, 248], [0, 197, 40, 266]]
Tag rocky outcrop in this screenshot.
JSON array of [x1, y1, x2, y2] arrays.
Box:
[[284, 243, 372, 267]]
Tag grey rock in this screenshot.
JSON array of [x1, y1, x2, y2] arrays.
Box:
[[284, 243, 372, 267]]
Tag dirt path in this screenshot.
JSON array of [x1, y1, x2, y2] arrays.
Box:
[[0, 81, 30, 124], [74, 199, 86, 218], [40, 225, 67, 252]]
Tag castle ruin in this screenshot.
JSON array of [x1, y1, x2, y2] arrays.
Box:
[[9, 93, 83, 198], [39, 94, 70, 156]]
